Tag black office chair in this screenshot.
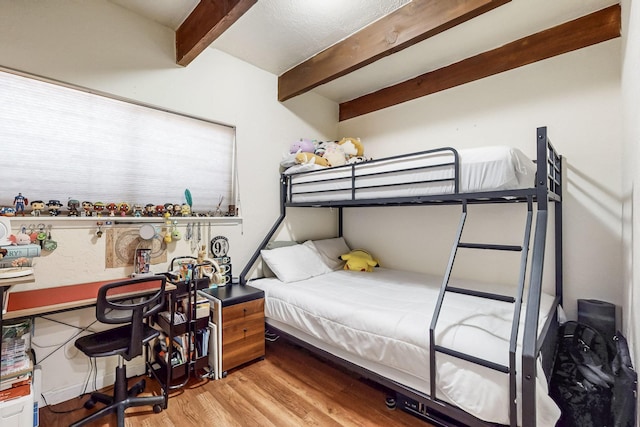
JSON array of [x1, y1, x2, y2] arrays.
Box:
[[71, 276, 167, 427]]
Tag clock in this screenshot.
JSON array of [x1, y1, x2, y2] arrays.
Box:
[[210, 235, 229, 257], [0, 217, 11, 246]]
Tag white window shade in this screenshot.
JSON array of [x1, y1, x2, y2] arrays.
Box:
[[0, 69, 236, 214]]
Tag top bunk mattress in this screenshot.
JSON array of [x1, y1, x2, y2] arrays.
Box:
[[285, 146, 537, 203], [250, 268, 560, 425]]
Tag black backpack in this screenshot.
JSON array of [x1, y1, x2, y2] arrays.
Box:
[[611, 332, 637, 427], [549, 321, 615, 426]]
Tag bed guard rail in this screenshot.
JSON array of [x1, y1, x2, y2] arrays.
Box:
[[283, 147, 460, 206]]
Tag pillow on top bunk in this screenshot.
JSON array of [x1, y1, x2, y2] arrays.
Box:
[[261, 240, 332, 283], [310, 237, 351, 270]]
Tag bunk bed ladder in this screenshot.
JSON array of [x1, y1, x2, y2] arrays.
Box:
[[429, 197, 534, 427]]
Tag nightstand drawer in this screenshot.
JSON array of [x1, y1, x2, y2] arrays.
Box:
[[222, 335, 265, 372], [222, 299, 264, 323], [222, 317, 264, 346]]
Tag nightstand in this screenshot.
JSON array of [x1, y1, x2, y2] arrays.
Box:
[[197, 284, 265, 377]]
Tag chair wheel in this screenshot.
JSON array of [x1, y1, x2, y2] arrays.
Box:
[[83, 399, 96, 410], [153, 404, 163, 413]]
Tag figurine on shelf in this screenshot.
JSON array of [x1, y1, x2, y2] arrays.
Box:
[[46, 200, 63, 216], [81, 201, 94, 217], [13, 193, 28, 216], [132, 204, 143, 217], [67, 199, 80, 216], [106, 202, 118, 217], [144, 204, 155, 217], [155, 205, 165, 217], [30, 200, 45, 217], [117, 202, 130, 216], [163, 203, 174, 216], [94, 201, 105, 217], [180, 203, 191, 217]]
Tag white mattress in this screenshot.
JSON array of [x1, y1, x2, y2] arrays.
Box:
[[250, 268, 560, 426], [285, 146, 537, 203]]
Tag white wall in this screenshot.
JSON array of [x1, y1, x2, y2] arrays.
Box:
[[621, 0, 640, 393], [338, 40, 623, 321], [0, 0, 338, 404]]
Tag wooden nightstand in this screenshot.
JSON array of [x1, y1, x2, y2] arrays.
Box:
[[198, 284, 265, 377]]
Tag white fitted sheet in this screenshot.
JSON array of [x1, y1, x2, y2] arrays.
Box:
[[286, 146, 537, 203], [251, 268, 560, 426]]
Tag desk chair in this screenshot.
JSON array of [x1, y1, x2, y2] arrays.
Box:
[[71, 276, 167, 427]]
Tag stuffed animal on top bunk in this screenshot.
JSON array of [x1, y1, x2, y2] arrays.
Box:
[[340, 249, 379, 272], [289, 138, 315, 155], [321, 141, 347, 167], [294, 152, 330, 166], [290, 138, 331, 167], [338, 137, 364, 157]]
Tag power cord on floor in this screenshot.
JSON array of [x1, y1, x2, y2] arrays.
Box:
[[41, 392, 86, 414], [265, 330, 279, 342]]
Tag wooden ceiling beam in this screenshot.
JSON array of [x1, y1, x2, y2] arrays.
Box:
[[278, 0, 511, 102], [339, 4, 621, 121], [176, 0, 256, 67]]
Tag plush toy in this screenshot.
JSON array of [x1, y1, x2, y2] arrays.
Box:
[[338, 137, 364, 157], [290, 138, 315, 154], [295, 152, 330, 167], [347, 156, 370, 165], [322, 141, 347, 167], [340, 249, 379, 272], [314, 140, 334, 157]]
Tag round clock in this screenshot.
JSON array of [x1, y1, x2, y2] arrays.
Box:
[[0, 217, 11, 246], [210, 235, 229, 257]]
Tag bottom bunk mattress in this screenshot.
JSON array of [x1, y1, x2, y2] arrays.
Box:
[[250, 268, 561, 426]]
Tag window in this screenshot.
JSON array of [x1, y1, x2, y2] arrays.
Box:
[[0, 68, 236, 216]]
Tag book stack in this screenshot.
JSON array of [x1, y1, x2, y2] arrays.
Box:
[[0, 244, 40, 280], [0, 319, 33, 403]]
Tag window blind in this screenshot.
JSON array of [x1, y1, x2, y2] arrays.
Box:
[[0, 69, 236, 215]]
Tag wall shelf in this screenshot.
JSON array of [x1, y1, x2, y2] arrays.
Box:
[[4, 216, 242, 230]]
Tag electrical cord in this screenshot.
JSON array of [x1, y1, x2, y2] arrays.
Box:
[[31, 316, 100, 364]]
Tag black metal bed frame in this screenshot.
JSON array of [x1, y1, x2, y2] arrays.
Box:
[[240, 126, 563, 427]]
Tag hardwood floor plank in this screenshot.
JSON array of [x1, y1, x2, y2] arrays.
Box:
[[39, 339, 431, 426]]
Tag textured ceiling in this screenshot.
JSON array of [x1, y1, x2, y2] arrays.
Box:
[[109, 0, 618, 103]]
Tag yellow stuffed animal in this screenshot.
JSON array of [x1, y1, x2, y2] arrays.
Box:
[[295, 152, 330, 167], [338, 137, 364, 157], [340, 249, 379, 272]]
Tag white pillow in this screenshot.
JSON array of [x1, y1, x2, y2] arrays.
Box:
[[310, 237, 351, 270], [260, 241, 332, 283]]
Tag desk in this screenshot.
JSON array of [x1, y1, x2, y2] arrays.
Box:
[[0, 276, 175, 410], [4, 278, 173, 320], [1, 274, 35, 317]]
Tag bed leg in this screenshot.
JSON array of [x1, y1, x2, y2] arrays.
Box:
[[385, 395, 396, 410]]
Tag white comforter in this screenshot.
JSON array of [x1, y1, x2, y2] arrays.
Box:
[[251, 268, 561, 426]]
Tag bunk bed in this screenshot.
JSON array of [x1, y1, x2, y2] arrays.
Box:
[[240, 126, 563, 427]]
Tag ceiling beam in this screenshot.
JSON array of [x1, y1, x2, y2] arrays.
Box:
[[339, 4, 621, 121], [176, 0, 256, 67], [278, 0, 511, 102]]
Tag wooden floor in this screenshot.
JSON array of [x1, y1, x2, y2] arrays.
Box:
[[40, 339, 431, 426]]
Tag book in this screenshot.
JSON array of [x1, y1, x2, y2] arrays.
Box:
[[1, 320, 32, 380], [0, 380, 30, 402], [0, 244, 41, 260]]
